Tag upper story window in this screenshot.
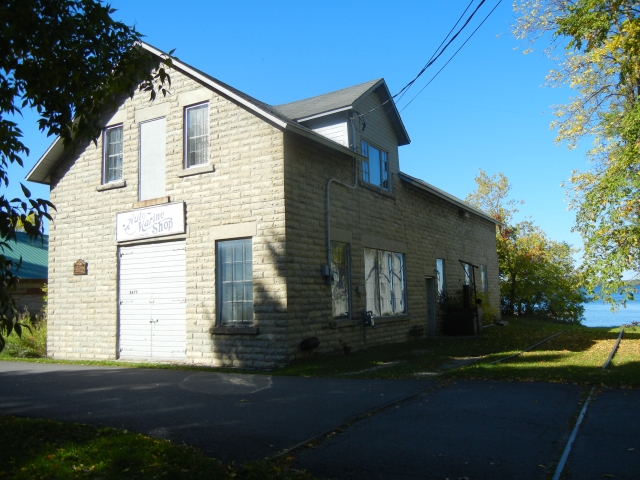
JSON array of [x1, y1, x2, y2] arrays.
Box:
[[185, 103, 209, 168], [361, 140, 389, 190], [103, 125, 123, 183]]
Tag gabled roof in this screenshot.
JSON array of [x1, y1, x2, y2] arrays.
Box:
[[398, 172, 499, 225], [273, 79, 410, 146], [26, 42, 367, 185], [2, 232, 48, 279], [274, 79, 380, 120]]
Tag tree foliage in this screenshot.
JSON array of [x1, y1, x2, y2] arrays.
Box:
[[0, 0, 173, 351], [513, 0, 640, 304], [467, 170, 587, 322]]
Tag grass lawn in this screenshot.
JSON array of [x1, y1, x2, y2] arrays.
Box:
[[0, 416, 311, 480], [275, 317, 640, 388], [2, 317, 639, 388]]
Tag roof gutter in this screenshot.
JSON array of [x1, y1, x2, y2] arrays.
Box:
[[398, 172, 499, 225]]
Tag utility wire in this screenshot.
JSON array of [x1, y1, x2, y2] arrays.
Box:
[[394, 0, 475, 105], [394, 0, 487, 100], [351, 0, 493, 124], [400, 0, 504, 113]]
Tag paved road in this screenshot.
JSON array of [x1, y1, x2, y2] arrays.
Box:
[[294, 380, 581, 479], [2, 361, 639, 479], [565, 388, 640, 480]]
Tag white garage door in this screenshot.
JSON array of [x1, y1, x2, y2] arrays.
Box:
[[118, 241, 186, 360]]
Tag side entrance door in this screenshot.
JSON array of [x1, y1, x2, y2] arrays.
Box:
[[118, 241, 186, 360]]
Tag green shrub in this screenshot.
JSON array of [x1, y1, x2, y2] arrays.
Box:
[[1, 308, 47, 358]]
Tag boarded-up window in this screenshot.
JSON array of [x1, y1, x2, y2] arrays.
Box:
[[364, 248, 406, 317], [139, 117, 166, 201], [331, 242, 350, 318]]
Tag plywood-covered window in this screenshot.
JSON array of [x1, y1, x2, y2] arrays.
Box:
[[364, 248, 406, 317], [331, 242, 350, 318]]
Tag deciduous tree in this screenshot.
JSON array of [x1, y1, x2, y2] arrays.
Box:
[[467, 170, 586, 322], [513, 0, 640, 304], [0, 0, 173, 351]]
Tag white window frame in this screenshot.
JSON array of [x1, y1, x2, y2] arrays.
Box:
[[102, 124, 123, 184], [436, 258, 446, 305], [216, 238, 253, 325], [184, 102, 209, 168], [361, 140, 389, 190], [480, 265, 488, 293], [364, 248, 406, 317]]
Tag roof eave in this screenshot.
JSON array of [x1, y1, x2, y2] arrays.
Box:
[[286, 123, 367, 161], [398, 172, 499, 225], [26, 42, 367, 185], [356, 80, 411, 147]]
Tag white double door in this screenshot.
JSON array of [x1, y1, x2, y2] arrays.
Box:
[[118, 241, 186, 360]]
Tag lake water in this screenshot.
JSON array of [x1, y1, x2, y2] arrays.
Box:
[[583, 291, 640, 328]]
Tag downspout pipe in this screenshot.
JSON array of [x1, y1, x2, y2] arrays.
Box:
[[324, 157, 358, 285]]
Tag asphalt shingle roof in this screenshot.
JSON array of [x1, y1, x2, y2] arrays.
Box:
[[2, 232, 48, 279], [273, 79, 382, 120]]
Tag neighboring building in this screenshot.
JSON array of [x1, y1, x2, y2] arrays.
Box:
[[27, 43, 499, 368], [3, 232, 48, 315]]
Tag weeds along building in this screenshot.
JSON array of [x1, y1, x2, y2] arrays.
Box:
[[27, 43, 499, 368]]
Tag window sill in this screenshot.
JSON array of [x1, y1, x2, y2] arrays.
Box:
[[177, 164, 215, 178], [97, 180, 126, 191], [359, 180, 394, 198], [210, 325, 259, 335], [330, 318, 357, 329], [373, 314, 408, 325]]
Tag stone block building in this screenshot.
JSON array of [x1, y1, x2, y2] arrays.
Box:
[[27, 43, 499, 368]]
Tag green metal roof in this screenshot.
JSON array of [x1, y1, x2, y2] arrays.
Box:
[[1, 232, 48, 279]]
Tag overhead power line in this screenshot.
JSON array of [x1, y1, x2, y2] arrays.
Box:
[[350, 0, 497, 125], [393, 0, 487, 101], [400, 0, 504, 113]]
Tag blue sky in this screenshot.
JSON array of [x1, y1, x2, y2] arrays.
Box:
[[9, 0, 591, 255]]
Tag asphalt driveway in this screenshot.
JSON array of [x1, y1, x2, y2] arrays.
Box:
[[0, 361, 430, 463], [2, 361, 639, 479]]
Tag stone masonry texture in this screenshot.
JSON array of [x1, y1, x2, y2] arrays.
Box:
[[46, 65, 499, 368]]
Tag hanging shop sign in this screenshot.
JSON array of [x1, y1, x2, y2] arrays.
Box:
[[116, 202, 185, 242]]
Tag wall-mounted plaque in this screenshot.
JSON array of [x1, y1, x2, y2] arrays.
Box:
[[73, 260, 88, 275], [116, 202, 186, 242]]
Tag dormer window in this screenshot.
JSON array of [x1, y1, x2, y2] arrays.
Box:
[[361, 140, 389, 190]]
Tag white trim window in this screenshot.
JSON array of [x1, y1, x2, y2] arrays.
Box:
[[103, 125, 123, 183], [364, 248, 406, 316], [464, 263, 472, 286], [331, 241, 350, 318], [480, 265, 488, 293], [436, 258, 446, 305], [217, 238, 253, 325], [185, 103, 209, 168], [361, 140, 389, 190]]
